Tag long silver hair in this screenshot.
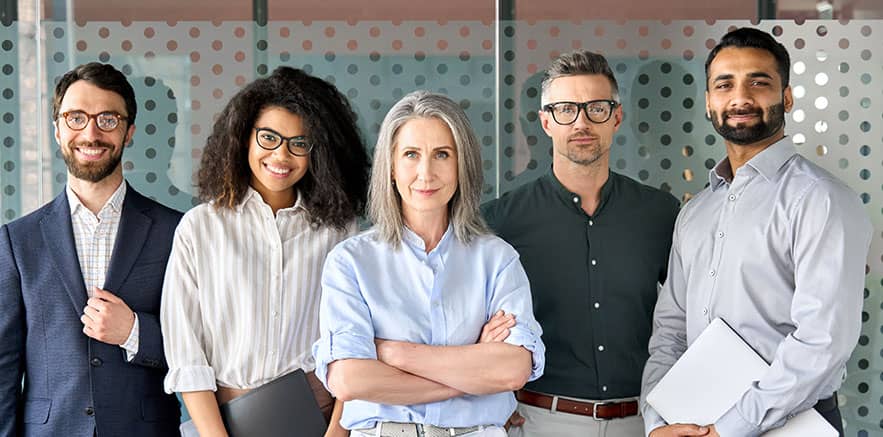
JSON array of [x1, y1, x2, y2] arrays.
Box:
[[368, 90, 489, 247]]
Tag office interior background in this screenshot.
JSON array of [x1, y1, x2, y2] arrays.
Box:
[[0, 0, 881, 434]]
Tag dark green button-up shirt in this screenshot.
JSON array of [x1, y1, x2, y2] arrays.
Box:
[[482, 170, 679, 399]]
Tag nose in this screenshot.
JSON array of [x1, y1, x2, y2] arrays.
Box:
[[272, 142, 292, 159], [729, 82, 756, 108], [416, 155, 433, 182], [572, 106, 593, 129], [79, 118, 104, 141]]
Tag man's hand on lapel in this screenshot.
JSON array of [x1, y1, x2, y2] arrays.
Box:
[[81, 287, 135, 345]]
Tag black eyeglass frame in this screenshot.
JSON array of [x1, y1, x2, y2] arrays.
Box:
[[58, 110, 130, 132], [542, 99, 620, 125], [253, 127, 314, 156]]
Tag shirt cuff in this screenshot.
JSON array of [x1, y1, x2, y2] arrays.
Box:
[[311, 331, 377, 389], [642, 406, 667, 436], [164, 365, 217, 394], [715, 404, 761, 437], [120, 313, 139, 362], [503, 324, 545, 382]]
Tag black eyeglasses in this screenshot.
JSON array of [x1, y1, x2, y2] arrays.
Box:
[[254, 127, 313, 156], [542, 100, 619, 125], [59, 111, 129, 132]]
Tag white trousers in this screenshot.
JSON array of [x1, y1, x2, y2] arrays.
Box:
[[507, 401, 644, 437], [352, 426, 508, 437]]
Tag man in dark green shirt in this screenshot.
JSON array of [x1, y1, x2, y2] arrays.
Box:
[[482, 50, 679, 437]]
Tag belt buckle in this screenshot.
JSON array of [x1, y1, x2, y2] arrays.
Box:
[[592, 401, 610, 421]]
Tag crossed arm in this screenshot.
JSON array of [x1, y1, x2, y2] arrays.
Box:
[[326, 311, 528, 405]]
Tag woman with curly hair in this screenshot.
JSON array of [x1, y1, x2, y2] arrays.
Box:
[[161, 66, 369, 437]]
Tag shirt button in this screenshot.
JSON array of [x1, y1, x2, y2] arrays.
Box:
[[597, 345, 605, 352], [85, 406, 95, 416], [591, 259, 597, 266], [90, 357, 103, 367], [272, 311, 278, 318], [728, 194, 737, 201], [702, 308, 708, 315], [602, 386, 608, 392], [594, 302, 600, 309], [709, 270, 716, 277], [588, 220, 594, 226], [572, 196, 579, 204], [717, 231, 724, 238]]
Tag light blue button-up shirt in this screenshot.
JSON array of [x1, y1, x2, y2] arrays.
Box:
[[313, 225, 545, 430], [641, 138, 873, 436]]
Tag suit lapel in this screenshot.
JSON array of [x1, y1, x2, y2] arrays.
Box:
[[41, 192, 88, 312], [103, 187, 152, 293]]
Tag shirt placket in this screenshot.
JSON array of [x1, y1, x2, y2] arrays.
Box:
[[265, 210, 285, 376], [425, 251, 445, 426], [704, 177, 747, 325]]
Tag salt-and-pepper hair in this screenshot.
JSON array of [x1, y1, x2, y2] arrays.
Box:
[[540, 50, 620, 105], [368, 90, 489, 247]]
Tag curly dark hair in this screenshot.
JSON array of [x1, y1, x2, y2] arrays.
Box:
[[198, 66, 370, 229]]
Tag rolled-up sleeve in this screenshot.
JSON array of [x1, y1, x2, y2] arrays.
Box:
[[487, 248, 545, 382], [160, 217, 217, 394], [312, 246, 377, 390]]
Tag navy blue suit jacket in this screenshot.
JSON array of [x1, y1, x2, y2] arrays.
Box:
[[0, 185, 182, 437]]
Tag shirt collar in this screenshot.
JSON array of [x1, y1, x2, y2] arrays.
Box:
[[709, 137, 795, 191], [67, 180, 127, 216], [544, 166, 615, 216], [402, 221, 454, 258], [237, 187, 305, 214]]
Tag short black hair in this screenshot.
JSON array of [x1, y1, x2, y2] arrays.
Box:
[[705, 27, 791, 90], [53, 62, 137, 124]]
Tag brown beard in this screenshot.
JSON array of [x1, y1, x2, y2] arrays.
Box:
[[61, 140, 123, 182]]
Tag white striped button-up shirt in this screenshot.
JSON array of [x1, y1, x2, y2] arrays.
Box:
[[67, 181, 139, 359], [161, 188, 356, 393]]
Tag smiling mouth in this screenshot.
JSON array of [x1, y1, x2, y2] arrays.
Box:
[[74, 146, 110, 160], [413, 188, 440, 196], [264, 162, 293, 177]]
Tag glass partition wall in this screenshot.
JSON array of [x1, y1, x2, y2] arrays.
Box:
[[2, 1, 881, 434]]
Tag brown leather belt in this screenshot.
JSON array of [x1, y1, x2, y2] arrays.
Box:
[[516, 389, 639, 420]]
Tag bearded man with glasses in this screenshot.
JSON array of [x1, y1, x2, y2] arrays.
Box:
[[482, 50, 680, 437], [0, 62, 182, 437]]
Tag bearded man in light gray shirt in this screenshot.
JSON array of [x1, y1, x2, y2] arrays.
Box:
[[640, 27, 872, 437]]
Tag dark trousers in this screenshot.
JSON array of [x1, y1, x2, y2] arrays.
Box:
[[814, 394, 843, 437]]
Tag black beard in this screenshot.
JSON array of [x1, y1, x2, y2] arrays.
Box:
[[711, 103, 785, 145], [61, 140, 123, 183]]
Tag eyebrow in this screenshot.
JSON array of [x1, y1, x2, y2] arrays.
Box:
[[712, 72, 774, 82]]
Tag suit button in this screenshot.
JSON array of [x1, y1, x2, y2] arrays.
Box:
[[85, 406, 94, 416], [90, 357, 103, 367]]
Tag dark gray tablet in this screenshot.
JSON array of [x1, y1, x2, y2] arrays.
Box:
[[219, 369, 327, 437]]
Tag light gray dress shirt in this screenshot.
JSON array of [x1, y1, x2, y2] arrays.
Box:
[[641, 138, 873, 436]]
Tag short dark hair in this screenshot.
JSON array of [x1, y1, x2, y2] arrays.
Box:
[[540, 50, 620, 104], [52, 62, 137, 124], [197, 66, 370, 230], [705, 27, 791, 90]]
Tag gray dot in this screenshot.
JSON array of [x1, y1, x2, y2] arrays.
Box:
[[256, 40, 267, 51], [347, 64, 358, 74], [660, 158, 671, 169], [280, 52, 290, 62], [302, 64, 313, 74], [616, 159, 626, 169], [145, 100, 156, 110], [436, 64, 448, 74], [370, 99, 381, 110], [860, 145, 870, 156], [705, 135, 716, 145], [124, 161, 134, 171], [168, 137, 175, 147], [616, 63, 627, 73], [839, 62, 849, 73], [704, 159, 716, 169], [504, 147, 514, 157], [860, 121, 871, 132], [1, 40, 12, 51], [324, 52, 335, 62], [145, 124, 156, 135], [3, 185, 13, 195], [3, 160, 13, 171], [840, 134, 849, 145], [55, 173, 65, 183], [145, 172, 157, 183], [638, 170, 649, 181], [839, 110, 849, 121], [392, 64, 403, 74], [145, 148, 156, 159], [53, 52, 65, 63], [3, 113, 13, 123], [860, 169, 871, 180], [683, 98, 694, 109], [369, 51, 380, 62], [414, 75, 425, 86], [459, 52, 470, 62], [682, 122, 693, 133], [861, 49, 871, 61], [370, 75, 381, 86], [504, 123, 514, 134], [459, 99, 470, 110], [168, 186, 180, 196], [347, 88, 358, 99], [638, 98, 650, 109], [1, 64, 11, 75], [256, 64, 268, 75], [167, 113, 177, 124], [482, 136, 493, 146], [460, 75, 470, 86], [638, 74, 649, 85], [861, 73, 872, 84], [0, 89, 9, 99], [4, 209, 15, 220], [482, 64, 493, 74], [482, 112, 493, 122], [53, 27, 64, 38], [99, 52, 110, 62]]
